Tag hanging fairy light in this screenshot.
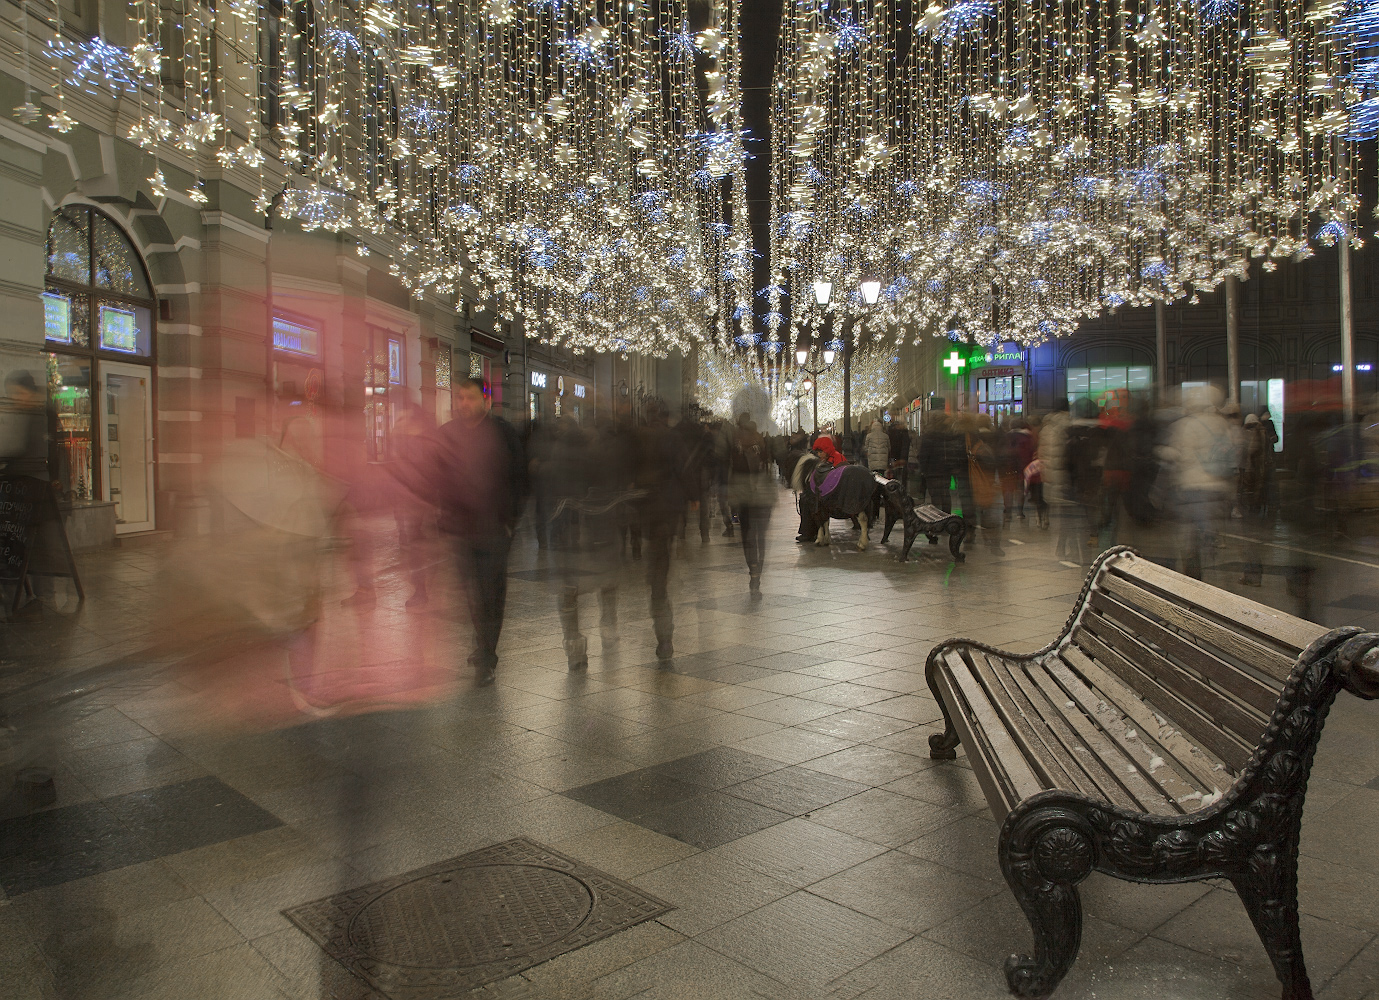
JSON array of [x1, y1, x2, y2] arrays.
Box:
[[768, 0, 1361, 348], [28, 0, 749, 357]]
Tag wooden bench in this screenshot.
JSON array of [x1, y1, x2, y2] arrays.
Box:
[[924, 546, 1379, 1000], [876, 480, 966, 563]]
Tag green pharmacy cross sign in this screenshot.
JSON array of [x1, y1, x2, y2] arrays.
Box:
[[942, 351, 966, 376]]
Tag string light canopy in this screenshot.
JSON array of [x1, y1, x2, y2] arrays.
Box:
[[699, 339, 897, 429], [35, 0, 751, 356], [768, 0, 1364, 355]]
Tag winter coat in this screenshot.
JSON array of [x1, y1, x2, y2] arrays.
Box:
[[864, 421, 891, 471], [887, 424, 911, 464], [1037, 410, 1070, 488]]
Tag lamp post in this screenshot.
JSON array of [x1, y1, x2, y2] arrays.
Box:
[[796, 344, 836, 435], [793, 278, 836, 435]]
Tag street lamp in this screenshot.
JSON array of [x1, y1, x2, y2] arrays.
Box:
[[812, 280, 833, 306], [860, 279, 881, 305], [795, 347, 834, 435]]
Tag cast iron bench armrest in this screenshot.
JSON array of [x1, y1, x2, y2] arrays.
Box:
[[923, 545, 1378, 1000]]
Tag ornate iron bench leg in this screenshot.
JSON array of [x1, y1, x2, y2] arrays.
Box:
[[948, 519, 966, 562], [1233, 866, 1313, 1000], [1000, 803, 1095, 1000], [925, 649, 962, 760]]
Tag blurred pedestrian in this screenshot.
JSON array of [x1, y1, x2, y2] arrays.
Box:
[[1237, 412, 1269, 586], [727, 413, 774, 596], [431, 377, 528, 684], [1007, 417, 1035, 523], [388, 402, 438, 608], [1167, 386, 1233, 580], [633, 401, 690, 660], [918, 413, 952, 511], [887, 418, 911, 491], [864, 420, 890, 475]]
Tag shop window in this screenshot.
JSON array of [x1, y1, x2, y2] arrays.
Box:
[[435, 344, 451, 390], [49, 354, 93, 501], [43, 206, 156, 519], [1067, 366, 1153, 407], [976, 375, 1023, 417], [92, 212, 152, 297]]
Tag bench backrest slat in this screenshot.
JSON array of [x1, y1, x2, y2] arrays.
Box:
[[1111, 554, 1326, 671], [1086, 590, 1280, 717], [1098, 573, 1298, 682]]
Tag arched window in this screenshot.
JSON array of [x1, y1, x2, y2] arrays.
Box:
[[44, 206, 157, 532]]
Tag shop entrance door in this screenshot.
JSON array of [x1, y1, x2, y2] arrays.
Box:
[[100, 361, 155, 533]]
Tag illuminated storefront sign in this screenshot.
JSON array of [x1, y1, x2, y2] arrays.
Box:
[[531, 370, 548, 388], [573, 383, 586, 398], [99, 305, 139, 353], [273, 316, 319, 357], [43, 292, 71, 344]]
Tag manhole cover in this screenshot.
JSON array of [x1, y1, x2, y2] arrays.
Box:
[[284, 838, 672, 998], [350, 864, 593, 968]]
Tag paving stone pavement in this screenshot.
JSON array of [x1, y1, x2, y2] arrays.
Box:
[[1, 491, 1379, 999]]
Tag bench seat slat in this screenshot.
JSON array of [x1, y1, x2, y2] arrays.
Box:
[[939, 651, 1043, 815], [1039, 651, 1208, 813], [1011, 659, 1176, 813], [1049, 646, 1230, 795], [969, 652, 1112, 803], [1082, 607, 1271, 749], [1088, 590, 1281, 716], [1071, 626, 1254, 773]]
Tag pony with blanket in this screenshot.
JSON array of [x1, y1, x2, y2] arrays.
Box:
[[789, 450, 924, 560]]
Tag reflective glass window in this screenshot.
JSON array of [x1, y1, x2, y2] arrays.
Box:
[[46, 207, 90, 284], [92, 213, 152, 297]]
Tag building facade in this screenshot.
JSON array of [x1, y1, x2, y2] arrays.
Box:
[[0, 0, 679, 544]]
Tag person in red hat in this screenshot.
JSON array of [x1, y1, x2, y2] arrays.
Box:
[[813, 434, 847, 467]]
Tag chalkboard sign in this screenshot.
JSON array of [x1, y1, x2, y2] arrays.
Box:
[[0, 475, 83, 609]]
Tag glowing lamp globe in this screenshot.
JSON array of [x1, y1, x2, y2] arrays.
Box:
[[860, 280, 881, 305], [796, 347, 809, 366], [812, 280, 832, 305]]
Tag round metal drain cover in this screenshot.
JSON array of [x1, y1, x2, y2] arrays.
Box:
[[348, 863, 594, 969]]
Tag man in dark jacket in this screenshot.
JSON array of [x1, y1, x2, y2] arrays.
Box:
[[431, 377, 528, 684], [887, 418, 911, 490]]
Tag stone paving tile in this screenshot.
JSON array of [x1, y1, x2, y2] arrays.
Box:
[[730, 727, 856, 765], [807, 789, 969, 848], [809, 850, 1002, 934], [735, 696, 844, 726], [923, 891, 1142, 972], [554, 820, 700, 879], [795, 709, 916, 743], [1153, 886, 1374, 984], [710, 818, 886, 887], [695, 890, 910, 985], [723, 765, 870, 816], [800, 745, 930, 786], [631, 852, 796, 937], [584, 939, 787, 1000]]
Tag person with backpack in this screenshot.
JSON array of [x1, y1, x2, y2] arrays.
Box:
[[1167, 385, 1234, 579], [727, 412, 774, 596]]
